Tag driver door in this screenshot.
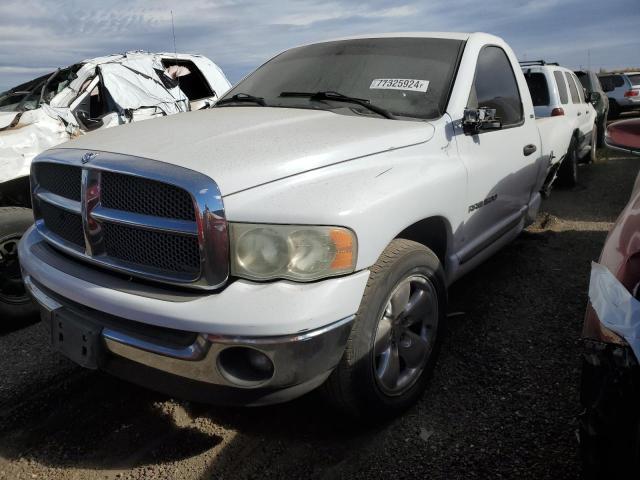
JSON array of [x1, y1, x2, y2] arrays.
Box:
[[454, 46, 539, 262]]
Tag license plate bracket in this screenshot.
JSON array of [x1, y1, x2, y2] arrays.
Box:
[[51, 310, 103, 370]]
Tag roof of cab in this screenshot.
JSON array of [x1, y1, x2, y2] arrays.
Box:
[[297, 31, 505, 48]]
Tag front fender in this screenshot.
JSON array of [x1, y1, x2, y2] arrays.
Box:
[[223, 140, 466, 271]]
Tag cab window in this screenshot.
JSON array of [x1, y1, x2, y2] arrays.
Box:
[[467, 46, 523, 127]]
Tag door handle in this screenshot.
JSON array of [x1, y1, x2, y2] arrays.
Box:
[[577, 112, 582, 116], [523, 144, 537, 156]]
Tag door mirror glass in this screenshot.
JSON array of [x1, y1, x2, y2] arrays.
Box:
[[463, 107, 502, 135]]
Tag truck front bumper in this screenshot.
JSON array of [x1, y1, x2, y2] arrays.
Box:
[[19, 226, 368, 405]]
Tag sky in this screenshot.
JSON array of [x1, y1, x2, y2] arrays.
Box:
[[1, 0, 638, 92]]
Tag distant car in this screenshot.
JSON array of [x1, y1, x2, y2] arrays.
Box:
[[521, 60, 597, 186], [575, 70, 609, 147], [579, 118, 640, 479], [597, 72, 640, 119]]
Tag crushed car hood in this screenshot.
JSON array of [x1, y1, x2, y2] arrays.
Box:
[[60, 107, 435, 195]]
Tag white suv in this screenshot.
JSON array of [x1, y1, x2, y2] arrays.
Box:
[[521, 61, 597, 186]]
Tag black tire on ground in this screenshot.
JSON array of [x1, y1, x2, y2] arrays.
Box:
[[0, 207, 38, 322], [583, 124, 597, 164], [608, 101, 620, 120], [596, 114, 607, 148], [557, 136, 579, 187], [322, 239, 446, 421]]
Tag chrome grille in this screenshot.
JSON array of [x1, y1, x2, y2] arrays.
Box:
[[101, 172, 195, 220], [31, 151, 229, 290]]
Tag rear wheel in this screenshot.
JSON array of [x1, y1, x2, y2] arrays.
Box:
[[583, 124, 598, 164], [0, 207, 38, 323], [609, 101, 620, 120], [322, 239, 446, 421], [596, 114, 607, 147], [557, 136, 578, 187]]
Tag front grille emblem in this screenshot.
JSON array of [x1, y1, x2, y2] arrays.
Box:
[[81, 152, 98, 164]]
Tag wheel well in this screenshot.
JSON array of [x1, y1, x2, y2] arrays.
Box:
[[395, 217, 449, 267], [0, 176, 31, 208]]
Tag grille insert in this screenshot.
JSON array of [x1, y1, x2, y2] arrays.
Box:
[[39, 202, 85, 247], [35, 163, 82, 201], [101, 222, 200, 276], [101, 172, 195, 220]]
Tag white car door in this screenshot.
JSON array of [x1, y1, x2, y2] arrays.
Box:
[[570, 72, 596, 145], [454, 46, 540, 262], [565, 71, 594, 150]]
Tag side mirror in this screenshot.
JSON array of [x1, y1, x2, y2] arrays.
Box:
[[76, 110, 104, 131], [463, 107, 502, 135]]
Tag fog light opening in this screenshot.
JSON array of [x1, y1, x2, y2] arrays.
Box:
[[217, 347, 275, 387]]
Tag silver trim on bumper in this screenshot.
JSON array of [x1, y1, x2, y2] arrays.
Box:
[[25, 273, 354, 390]]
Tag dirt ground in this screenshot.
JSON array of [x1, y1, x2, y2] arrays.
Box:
[[1, 146, 638, 480]]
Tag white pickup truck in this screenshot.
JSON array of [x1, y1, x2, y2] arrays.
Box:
[[20, 32, 568, 418]]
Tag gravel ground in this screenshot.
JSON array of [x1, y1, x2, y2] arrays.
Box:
[[1, 147, 638, 480]]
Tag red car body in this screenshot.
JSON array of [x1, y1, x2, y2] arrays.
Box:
[[580, 118, 640, 479]]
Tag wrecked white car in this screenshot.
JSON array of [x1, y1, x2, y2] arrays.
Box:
[[0, 51, 231, 321]]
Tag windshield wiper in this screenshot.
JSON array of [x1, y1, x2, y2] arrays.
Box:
[[279, 91, 395, 119], [216, 93, 267, 107]]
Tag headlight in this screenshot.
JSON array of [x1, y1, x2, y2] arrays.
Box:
[[230, 223, 357, 281]]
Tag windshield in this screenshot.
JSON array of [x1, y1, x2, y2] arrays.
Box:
[[219, 37, 465, 120], [0, 65, 80, 112]]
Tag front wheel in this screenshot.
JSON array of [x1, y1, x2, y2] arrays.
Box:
[[0, 207, 38, 323], [322, 239, 446, 420]]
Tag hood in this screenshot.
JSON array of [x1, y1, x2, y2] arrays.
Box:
[[60, 107, 435, 195]]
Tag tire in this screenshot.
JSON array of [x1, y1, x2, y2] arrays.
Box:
[[596, 114, 607, 148], [322, 239, 446, 421], [0, 207, 38, 322], [557, 136, 578, 187], [609, 101, 620, 120], [583, 124, 597, 164]]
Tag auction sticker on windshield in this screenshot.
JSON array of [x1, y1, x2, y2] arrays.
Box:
[[370, 79, 429, 92]]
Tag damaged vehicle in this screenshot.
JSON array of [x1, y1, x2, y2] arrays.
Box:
[[0, 51, 231, 321], [580, 118, 640, 478]]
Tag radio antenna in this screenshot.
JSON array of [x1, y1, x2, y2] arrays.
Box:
[[170, 10, 186, 109]]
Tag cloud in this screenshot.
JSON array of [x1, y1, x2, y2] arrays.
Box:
[[0, 0, 638, 91]]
